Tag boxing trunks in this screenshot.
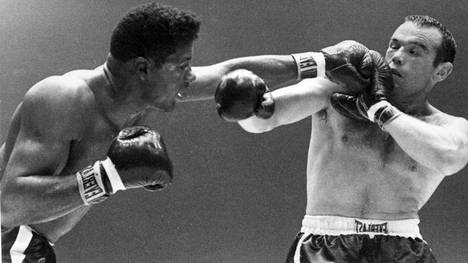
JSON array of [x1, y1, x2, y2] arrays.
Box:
[[2, 225, 56, 263], [286, 215, 436, 263]]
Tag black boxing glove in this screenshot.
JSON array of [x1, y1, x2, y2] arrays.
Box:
[[215, 69, 275, 122], [330, 50, 402, 129], [292, 40, 373, 89], [76, 126, 173, 205]]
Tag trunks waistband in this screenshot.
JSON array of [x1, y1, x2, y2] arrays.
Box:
[[300, 215, 422, 239]]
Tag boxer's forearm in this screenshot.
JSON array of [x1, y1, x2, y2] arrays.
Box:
[[0, 174, 85, 227], [384, 114, 468, 175], [185, 41, 371, 102], [184, 55, 298, 102], [220, 55, 298, 86], [239, 78, 337, 133]]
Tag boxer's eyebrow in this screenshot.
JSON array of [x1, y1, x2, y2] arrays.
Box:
[[388, 38, 400, 46], [390, 38, 428, 51], [179, 56, 192, 63], [407, 41, 428, 51]]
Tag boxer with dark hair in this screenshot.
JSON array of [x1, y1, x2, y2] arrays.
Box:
[[3, 2, 458, 262], [215, 15, 468, 262], [0, 3, 197, 262], [0, 1, 381, 260]]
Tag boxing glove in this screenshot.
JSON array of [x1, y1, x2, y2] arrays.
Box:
[[76, 126, 173, 205], [330, 50, 401, 129], [292, 40, 373, 90], [215, 69, 275, 122]]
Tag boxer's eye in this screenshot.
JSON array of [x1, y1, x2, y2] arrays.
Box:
[[389, 43, 399, 50], [178, 62, 190, 71], [408, 47, 421, 56]]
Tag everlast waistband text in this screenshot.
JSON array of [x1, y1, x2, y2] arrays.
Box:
[[355, 220, 388, 234]]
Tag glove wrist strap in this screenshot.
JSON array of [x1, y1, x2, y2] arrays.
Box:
[[76, 162, 109, 205], [367, 101, 391, 122], [376, 105, 402, 130], [256, 92, 275, 119], [291, 52, 325, 80], [367, 101, 402, 129], [101, 157, 126, 194]]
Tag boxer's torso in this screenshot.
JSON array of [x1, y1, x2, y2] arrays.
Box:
[[305, 106, 446, 220], [30, 109, 116, 243], [0, 68, 138, 242]]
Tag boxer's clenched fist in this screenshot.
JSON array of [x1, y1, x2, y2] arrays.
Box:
[[76, 126, 173, 205], [215, 69, 275, 122], [331, 50, 400, 128], [292, 40, 374, 90]]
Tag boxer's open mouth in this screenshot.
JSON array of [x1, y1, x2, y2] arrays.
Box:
[[176, 83, 190, 100]]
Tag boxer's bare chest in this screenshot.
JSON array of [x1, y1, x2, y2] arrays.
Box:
[[320, 109, 420, 170], [33, 115, 119, 241], [63, 114, 118, 174], [63, 107, 149, 174], [307, 109, 439, 204], [306, 110, 442, 217]]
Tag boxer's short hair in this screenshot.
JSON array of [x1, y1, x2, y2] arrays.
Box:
[[405, 15, 456, 66], [110, 2, 200, 67]]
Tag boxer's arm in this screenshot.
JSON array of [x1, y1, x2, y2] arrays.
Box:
[[184, 40, 371, 102], [383, 114, 468, 175], [183, 55, 299, 102], [0, 80, 87, 227], [238, 78, 340, 133], [0, 103, 23, 182]]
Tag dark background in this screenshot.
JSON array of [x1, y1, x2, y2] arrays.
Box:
[[1, 0, 467, 262]]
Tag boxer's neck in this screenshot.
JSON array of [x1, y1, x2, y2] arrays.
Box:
[[391, 91, 431, 116], [98, 63, 150, 131]]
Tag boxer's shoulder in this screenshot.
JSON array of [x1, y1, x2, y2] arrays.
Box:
[[21, 75, 96, 138], [26, 73, 92, 103], [420, 104, 468, 129]]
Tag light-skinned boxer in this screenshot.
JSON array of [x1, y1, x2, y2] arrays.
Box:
[[215, 15, 468, 262]]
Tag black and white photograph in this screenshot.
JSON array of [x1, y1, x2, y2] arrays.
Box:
[[1, 1, 467, 262]]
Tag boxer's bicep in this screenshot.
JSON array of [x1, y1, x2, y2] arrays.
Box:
[[2, 84, 81, 183], [4, 126, 71, 181], [1, 136, 76, 226], [0, 89, 84, 226]]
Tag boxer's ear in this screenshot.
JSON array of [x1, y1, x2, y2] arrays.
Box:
[[134, 57, 152, 81], [432, 62, 452, 83]]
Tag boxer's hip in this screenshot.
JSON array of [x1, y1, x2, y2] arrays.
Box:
[[2, 225, 56, 263]]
